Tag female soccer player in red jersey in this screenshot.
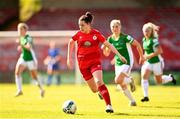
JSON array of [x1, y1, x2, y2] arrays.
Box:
[[67, 12, 127, 113]]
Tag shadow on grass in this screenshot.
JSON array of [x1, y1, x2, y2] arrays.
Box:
[[139, 105, 180, 109], [114, 112, 180, 117], [74, 113, 85, 116]]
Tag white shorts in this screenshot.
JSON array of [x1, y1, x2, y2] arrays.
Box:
[[16, 57, 37, 70], [141, 61, 164, 75], [115, 64, 132, 77]]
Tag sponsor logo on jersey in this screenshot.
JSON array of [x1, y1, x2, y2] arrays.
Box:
[[84, 41, 91, 47], [93, 35, 97, 40]]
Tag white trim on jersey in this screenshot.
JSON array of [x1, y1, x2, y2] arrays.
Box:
[[126, 43, 134, 74], [152, 41, 163, 62], [30, 48, 38, 66]]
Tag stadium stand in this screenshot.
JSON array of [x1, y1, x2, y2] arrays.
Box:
[[2, 8, 180, 75], [24, 8, 180, 70], [0, 8, 18, 29]]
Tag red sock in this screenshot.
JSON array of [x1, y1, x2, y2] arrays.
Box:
[[98, 84, 111, 105]]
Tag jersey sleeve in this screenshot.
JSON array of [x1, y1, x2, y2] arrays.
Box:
[[72, 32, 79, 41], [97, 32, 106, 43], [22, 35, 33, 46], [107, 36, 112, 44], [125, 35, 134, 44], [27, 36, 33, 43], [153, 39, 159, 48]]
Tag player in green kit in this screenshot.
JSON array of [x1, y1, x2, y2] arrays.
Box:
[[103, 19, 145, 106], [15, 23, 45, 97], [141, 22, 176, 102]]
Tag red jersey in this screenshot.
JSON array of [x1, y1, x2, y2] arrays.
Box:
[[72, 29, 106, 60]]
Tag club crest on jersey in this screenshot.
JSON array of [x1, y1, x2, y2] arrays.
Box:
[[93, 35, 97, 40], [84, 41, 91, 47]]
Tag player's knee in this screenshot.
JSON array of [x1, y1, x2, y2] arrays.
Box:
[[155, 76, 162, 84], [31, 74, 37, 80], [115, 79, 118, 84], [156, 79, 162, 84], [115, 78, 123, 85], [142, 74, 148, 80], [96, 80, 103, 87], [15, 74, 19, 78], [121, 85, 127, 91], [15, 71, 20, 76], [91, 88, 98, 93], [30, 71, 37, 79]]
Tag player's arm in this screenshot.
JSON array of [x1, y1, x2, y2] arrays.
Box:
[[103, 41, 127, 63], [131, 40, 145, 64], [44, 56, 51, 65], [15, 38, 22, 51], [55, 55, 61, 62], [22, 42, 32, 51], [144, 45, 163, 60], [67, 39, 75, 69], [55, 50, 62, 62], [16, 38, 20, 43]]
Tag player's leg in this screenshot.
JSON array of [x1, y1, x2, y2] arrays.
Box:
[[15, 58, 26, 96], [153, 62, 176, 85], [121, 72, 136, 92], [54, 69, 61, 85], [55, 73, 61, 85], [47, 69, 53, 86], [92, 70, 113, 113], [115, 72, 136, 106], [86, 77, 98, 93], [30, 69, 45, 97], [141, 62, 151, 102], [115, 65, 136, 106], [161, 74, 176, 85], [154, 74, 176, 85], [28, 61, 45, 97], [127, 66, 136, 92], [54, 64, 61, 85], [85, 71, 113, 112]]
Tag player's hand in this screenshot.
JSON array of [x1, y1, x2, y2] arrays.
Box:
[[120, 56, 127, 64], [17, 45, 22, 51], [103, 46, 111, 57], [15, 39, 19, 43], [139, 56, 145, 64], [144, 54, 151, 60], [110, 58, 115, 65], [67, 58, 73, 70], [33, 61, 38, 68]]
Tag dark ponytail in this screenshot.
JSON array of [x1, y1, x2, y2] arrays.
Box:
[[79, 12, 94, 24]]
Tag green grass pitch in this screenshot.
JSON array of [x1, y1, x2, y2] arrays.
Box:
[[0, 84, 180, 119]]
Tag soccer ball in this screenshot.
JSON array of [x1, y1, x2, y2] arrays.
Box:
[[62, 100, 77, 114]]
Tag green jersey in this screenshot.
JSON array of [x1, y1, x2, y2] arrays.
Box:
[[20, 34, 34, 61], [108, 33, 134, 66], [142, 37, 162, 64]]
